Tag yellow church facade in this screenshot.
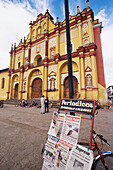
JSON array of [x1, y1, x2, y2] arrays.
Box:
[[0, 2, 107, 104]]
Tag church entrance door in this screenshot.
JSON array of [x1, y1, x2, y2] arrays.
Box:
[[14, 84, 18, 99], [32, 78, 42, 98], [64, 76, 78, 98]]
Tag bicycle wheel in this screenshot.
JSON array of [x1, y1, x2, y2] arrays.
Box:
[[92, 154, 113, 170]]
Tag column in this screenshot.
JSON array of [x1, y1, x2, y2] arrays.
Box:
[[80, 53, 85, 98], [56, 17, 60, 55], [56, 32, 60, 55], [28, 45, 31, 68], [91, 53, 98, 99], [56, 63, 61, 99], [88, 18, 94, 43], [78, 22, 82, 47], [44, 63, 48, 98]]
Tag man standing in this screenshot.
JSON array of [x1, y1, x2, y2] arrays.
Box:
[[45, 97, 49, 113], [40, 95, 45, 114]]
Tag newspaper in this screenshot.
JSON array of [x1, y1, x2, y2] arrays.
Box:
[[42, 158, 57, 170], [60, 115, 81, 146], [58, 139, 73, 170], [42, 112, 92, 170], [48, 112, 65, 139], [65, 144, 93, 170]]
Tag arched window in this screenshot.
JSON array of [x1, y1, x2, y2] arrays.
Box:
[[1, 78, 5, 89], [17, 62, 20, 69], [37, 57, 42, 66], [86, 74, 92, 86]]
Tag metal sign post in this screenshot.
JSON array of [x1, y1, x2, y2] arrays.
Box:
[[64, 0, 74, 99]]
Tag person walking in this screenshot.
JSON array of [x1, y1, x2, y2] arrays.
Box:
[[45, 97, 49, 113], [40, 95, 45, 114]]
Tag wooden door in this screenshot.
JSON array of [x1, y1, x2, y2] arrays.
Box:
[[64, 76, 78, 98], [14, 84, 18, 98], [32, 78, 42, 98]]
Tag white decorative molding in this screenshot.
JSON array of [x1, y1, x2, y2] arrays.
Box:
[[85, 72, 92, 76], [13, 81, 19, 88], [61, 72, 79, 85]]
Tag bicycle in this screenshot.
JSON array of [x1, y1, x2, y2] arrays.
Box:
[[91, 130, 113, 170], [79, 130, 113, 170]]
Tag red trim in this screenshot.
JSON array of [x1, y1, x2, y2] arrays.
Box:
[[8, 73, 11, 76], [48, 71, 56, 76], [92, 88, 98, 90], [45, 40, 48, 57], [79, 54, 84, 58], [86, 87, 92, 89], [77, 47, 84, 53], [94, 26, 106, 87], [85, 66, 92, 72], [49, 30, 56, 37], [81, 88, 86, 90], [88, 44, 97, 51], [48, 89, 58, 92], [70, 21, 77, 27], [90, 51, 96, 56], [6, 91, 10, 94], [76, 15, 82, 21]]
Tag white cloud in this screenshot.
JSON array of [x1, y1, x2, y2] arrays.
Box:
[[95, 9, 113, 87]]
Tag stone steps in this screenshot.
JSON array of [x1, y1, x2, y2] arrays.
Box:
[[4, 99, 60, 108]]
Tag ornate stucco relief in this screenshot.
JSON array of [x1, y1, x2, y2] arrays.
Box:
[[85, 57, 91, 69], [31, 46, 36, 63], [48, 65, 57, 75], [60, 32, 66, 43], [49, 37, 56, 47]]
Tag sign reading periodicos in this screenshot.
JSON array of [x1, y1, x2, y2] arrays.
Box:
[[59, 99, 96, 115]]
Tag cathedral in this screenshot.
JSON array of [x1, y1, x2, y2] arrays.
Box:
[[0, 1, 106, 104]]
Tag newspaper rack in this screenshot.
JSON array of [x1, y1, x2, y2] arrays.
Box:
[[58, 98, 96, 150]]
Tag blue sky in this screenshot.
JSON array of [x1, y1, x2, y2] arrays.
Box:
[[0, 0, 113, 87]]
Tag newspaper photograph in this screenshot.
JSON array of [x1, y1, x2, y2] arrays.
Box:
[[42, 158, 57, 170], [48, 112, 65, 139], [65, 144, 93, 170], [60, 115, 81, 146]]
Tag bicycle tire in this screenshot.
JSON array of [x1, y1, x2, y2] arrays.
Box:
[[92, 154, 113, 170]]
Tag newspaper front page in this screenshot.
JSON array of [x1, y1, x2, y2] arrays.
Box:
[[60, 115, 81, 146], [48, 112, 65, 139], [65, 144, 93, 170]]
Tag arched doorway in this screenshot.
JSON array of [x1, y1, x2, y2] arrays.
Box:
[[64, 76, 78, 98], [32, 78, 42, 98], [14, 84, 18, 98]]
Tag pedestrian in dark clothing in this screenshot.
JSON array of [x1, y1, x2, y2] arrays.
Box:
[[45, 97, 49, 113]]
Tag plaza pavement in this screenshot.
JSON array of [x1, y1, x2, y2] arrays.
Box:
[[0, 104, 113, 170]]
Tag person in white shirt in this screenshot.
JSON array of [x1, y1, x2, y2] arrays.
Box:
[[40, 95, 45, 114]]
